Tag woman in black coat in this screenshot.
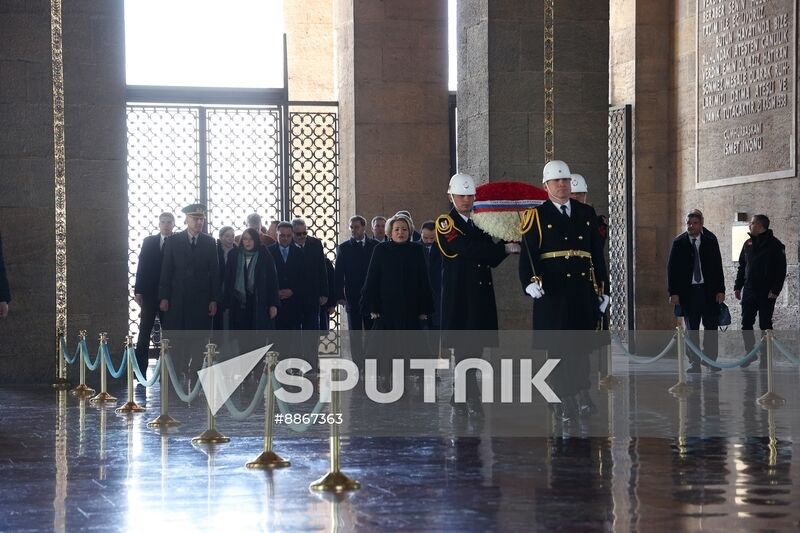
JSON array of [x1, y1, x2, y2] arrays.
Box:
[[361, 214, 434, 330], [223, 228, 280, 330]]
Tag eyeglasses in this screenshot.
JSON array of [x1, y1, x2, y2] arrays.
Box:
[[294, 231, 307, 237]]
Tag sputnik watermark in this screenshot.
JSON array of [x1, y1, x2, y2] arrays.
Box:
[[273, 358, 561, 405]]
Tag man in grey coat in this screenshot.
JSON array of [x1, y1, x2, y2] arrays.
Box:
[[159, 204, 221, 332]]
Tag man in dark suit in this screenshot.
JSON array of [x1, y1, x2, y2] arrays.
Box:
[[292, 218, 329, 366], [268, 222, 305, 330], [133, 212, 174, 374], [437, 173, 519, 416], [335, 215, 378, 368], [520, 160, 610, 422], [667, 209, 725, 374], [420, 221, 442, 330], [371, 216, 389, 243], [0, 233, 10, 319], [159, 204, 221, 332]]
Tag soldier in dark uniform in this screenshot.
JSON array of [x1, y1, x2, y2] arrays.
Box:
[[436, 173, 520, 416], [159, 203, 221, 331], [519, 160, 609, 423]]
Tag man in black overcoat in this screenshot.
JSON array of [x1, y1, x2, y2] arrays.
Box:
[[0, 232, 10, 319], [133, 212, 174, 375], [667, 209, 725, 373], [519, 160, 609, 423], [436, 173, 519, 416], [335, 215, 378, 367], [159, 204, 221, 331], [268, 222, 305, 330]]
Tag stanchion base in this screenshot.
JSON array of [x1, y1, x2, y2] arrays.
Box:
[[668, 382, 691, 398], [52, 377, 72, 390], [116, 401, 145, 413], [757, 392, 786, 409], [246, 450, 291, 469], [71, 384, 96, 397], [192, 428, 230, 444], [598, 374, 621, 390], [90, 391, 117, 403], [309, 470, 360, 492], [147, 414, 181, 428]]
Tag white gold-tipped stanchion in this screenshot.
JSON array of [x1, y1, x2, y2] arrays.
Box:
[[148, 339, 180, 428], [246, 351, 290, 469], [90, 333, 117, 404], [757, 330, 786, 409], [116, 335, 145, 413], [669, 327, 691, 397], [192, 343, 230, 445], [71, 330, 95, 397]]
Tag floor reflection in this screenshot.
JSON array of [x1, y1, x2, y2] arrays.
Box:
[[2, 361, 800, 531]]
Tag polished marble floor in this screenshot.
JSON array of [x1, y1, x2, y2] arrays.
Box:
[[2, 358, 800, 531]]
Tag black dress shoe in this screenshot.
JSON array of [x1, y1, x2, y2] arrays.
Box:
[[577, 389, 597, 416], [466, 401, 484, 418], [687, 363, 702, 374]]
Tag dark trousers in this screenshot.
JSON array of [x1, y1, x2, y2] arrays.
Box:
[[683, 284, 719, 365], [299, 306, 321, 366], [135, 296, 162, 376], [346, 306, 373, 369], [741, 289, 776, 359]]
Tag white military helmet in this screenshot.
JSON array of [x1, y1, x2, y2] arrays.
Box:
[[542, 160, 571, 183], [570, 173, 588, 193], [448, 173, 477, 195]]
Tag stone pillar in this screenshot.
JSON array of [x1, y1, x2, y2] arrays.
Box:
[[335, 0, 450, 236], [458, 0, 609, 329], [284, 0, 335, 101], [0, 1, 128, 382]]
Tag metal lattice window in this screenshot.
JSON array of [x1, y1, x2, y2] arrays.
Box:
[[126, 103, 340, 348]]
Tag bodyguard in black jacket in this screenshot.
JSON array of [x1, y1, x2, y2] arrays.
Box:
[[734, 215, 786, 366], [667, 210, 725, 372]]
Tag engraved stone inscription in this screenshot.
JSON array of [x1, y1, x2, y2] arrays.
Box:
[[697, 0, 795, 185]]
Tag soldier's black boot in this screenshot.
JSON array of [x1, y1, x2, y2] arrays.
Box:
[[561, 395, 579, 422], [577, 388, 597, 416]]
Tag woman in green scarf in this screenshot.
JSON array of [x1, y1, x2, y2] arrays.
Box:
[[223, 228, 279, 330]]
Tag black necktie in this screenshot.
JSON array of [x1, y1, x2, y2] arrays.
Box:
[[359, 240, 364, 248], [692, 238, 701, 282], [160, 238, 164, 251], [467, 218, 474, 228], [560, 205, 569, 217], [191, 236, 196, 250]]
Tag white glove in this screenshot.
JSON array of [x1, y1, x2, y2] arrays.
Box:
[[525, 282, 544, 299], [598, 294, 610, 314], [504, 243, 521, 254]]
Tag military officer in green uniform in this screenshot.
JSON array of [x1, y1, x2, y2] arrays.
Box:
[[436, 173, 520, 416], [519, 160, 609, 423]]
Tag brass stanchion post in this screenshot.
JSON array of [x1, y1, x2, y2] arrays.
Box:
[[148, 339, 180, 428], [310, 367, 359, 492], [757, 330, 785, 409], [192, 343, 230, 444], [52, 331, 71, 390], [71, 330, 95, 397], [90, 332, 117, 403], [247, 351, 290, 469], [669, 327, 691, 397], [598, 343, 621, 389], [117, 335, 145, 413]]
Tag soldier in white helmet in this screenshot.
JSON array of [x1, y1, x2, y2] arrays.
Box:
[[435, 173, 520, 417], [518, 160, 609, 423], [569, 173, 608, 245]]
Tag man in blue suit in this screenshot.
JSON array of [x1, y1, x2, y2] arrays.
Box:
[[335, 215, 378, 368]]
